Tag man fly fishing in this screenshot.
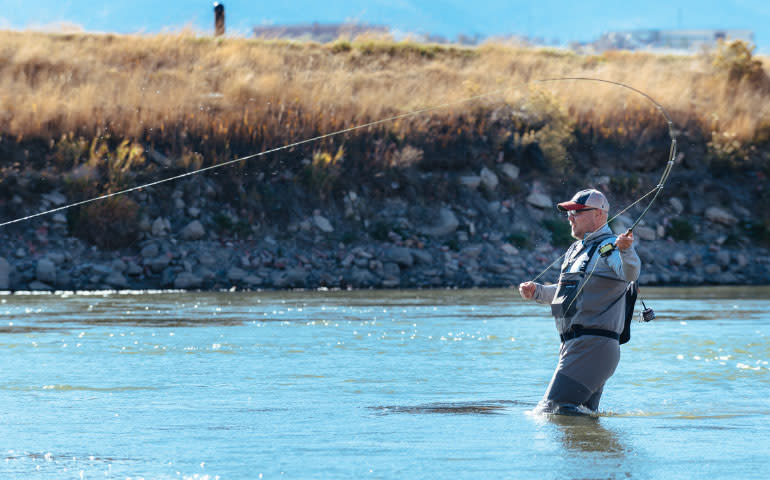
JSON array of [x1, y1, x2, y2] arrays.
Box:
[[519, 189, 640, 413]]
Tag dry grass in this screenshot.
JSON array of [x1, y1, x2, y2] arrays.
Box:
[[1, 30, 768, 166]]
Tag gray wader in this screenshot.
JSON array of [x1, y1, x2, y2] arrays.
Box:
[[541, 235, 623, 411]]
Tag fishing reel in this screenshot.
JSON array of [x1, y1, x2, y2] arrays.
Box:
[[640, 300, 655, 322]]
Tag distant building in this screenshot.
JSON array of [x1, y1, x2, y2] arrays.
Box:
[[591, 29, 755, 52], [253, 22, 389, 43]]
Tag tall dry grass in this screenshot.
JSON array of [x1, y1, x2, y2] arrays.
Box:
[[0, 30, 768, 166]]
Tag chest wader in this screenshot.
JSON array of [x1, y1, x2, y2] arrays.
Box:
[[550, 242, 601, 322], [551, 238, 624, 342]]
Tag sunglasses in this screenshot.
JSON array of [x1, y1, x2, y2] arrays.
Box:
[[566, 208, 596, 218]]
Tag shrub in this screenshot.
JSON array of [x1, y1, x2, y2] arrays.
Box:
[[506, 230, 532, 249], [542, 218, 573, 247], [73, 197, 140, 250], [712, 39, 766, 85], [741, 220, 770, 246], [667, 218, 695, 241]]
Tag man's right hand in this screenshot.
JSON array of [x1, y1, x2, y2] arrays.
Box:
[[519, 281, 536, 299]]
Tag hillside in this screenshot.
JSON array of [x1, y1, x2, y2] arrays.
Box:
[[0, 31, 768, 290]]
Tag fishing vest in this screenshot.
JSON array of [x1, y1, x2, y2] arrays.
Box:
[[551, 234, 638, 344]]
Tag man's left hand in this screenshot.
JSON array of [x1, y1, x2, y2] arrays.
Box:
[[616, 230, 634, 251]]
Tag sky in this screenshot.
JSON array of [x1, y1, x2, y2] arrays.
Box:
[[2, 0, 769, 51]]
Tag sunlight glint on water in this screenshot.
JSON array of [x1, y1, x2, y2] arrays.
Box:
[[0, 287, 768, 478]]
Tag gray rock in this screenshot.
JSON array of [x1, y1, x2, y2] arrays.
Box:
[[705, 207, 737, 226], [0, 257, 10, 289], [526, 192, 552, 209], [126, 262, 143, 276], [111, 259, 127, 273], [501, 163, 520, 180], [48, 253, 66, 265], [36, 259, 57, 285], [459, 175, 481, 190], [704, 264, 721, 275], [384, 247, 413, 267], [105, 272, 128, 289], [313, 215, 334, 233], [28, 281, 53, 291], [349, 268, 377, 287], [715, 272, 739, 284], [141, 243, 160, 258], [174, 272, 202, 289], [501, 243, 519, 256], [151, 217, 171, 236], [610, 214, 633, 233], [480, 167, 499, 190], [227, 267, 247, 282], [420, 208, 459, 237], [486, 263, 509, 274], [271, 268, 308, 288], [180, 220, 206, 241], [383, 262, 400, 278], [243, 275, 263, 286], [42, 191, 67, 206], [672, 252, 688, 266], [716, 251, 731, 267], [460, 245, 483, 259], [147, 255, 171, 273], [635, 226, 656, 241], [285, 267, 308, 287], [188, 207, 201, 218], [638, 273, 659, 285], [411, 249, 433, 265], [670, 197, 684, 214], [52, 213, 67, 224]]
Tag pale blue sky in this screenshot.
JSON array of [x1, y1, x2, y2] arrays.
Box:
[[2, 1, 768, 50]]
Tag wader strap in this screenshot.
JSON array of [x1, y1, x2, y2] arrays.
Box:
[[560, 324, 620, 343]]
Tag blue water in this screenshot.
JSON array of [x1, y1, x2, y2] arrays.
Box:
[[1, 287, 769, 479]]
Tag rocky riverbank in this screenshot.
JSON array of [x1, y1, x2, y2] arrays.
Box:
[[1, 156, 768, 292]]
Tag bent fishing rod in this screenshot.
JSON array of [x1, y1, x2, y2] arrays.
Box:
[[528, 77, 678, 283]]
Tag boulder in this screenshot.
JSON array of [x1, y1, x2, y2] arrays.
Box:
[[313, 215, 334, 233], [104, 272, 128, 289], [672, 252, 688, 266], [420, 208, 459, 237], [669, 197, 684, 214], [147, 255, 171, 273], [29, 281, 54, 291], [501, 163, 520, 180], [526, 192, 552, 209], [36, 259, 57, 285], [151, 217, 171, 237], [410, 249, 433, 265], [480, 167, 499, 190], [141, 243, 160, 258], [704, 207, 737, 226], [180, 220, 206, 241], [384, 247, 413, 267], [716, 251, 731, 268], [227, 267, 247, 282], [174, 272, 203, 289], [635, 226, 656, 241], [459, 176, 481, 190]]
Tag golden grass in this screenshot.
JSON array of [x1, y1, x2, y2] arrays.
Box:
[[1, 30, 768, 162]]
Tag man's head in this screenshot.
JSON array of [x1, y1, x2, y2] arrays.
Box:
[[557, 189, 609, 240]]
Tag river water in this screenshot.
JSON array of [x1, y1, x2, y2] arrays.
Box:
[[1, 286, 768, 479]]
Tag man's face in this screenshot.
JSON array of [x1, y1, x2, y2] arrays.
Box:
[[567, 208, 600, 239]]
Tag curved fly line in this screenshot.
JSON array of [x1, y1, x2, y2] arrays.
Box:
[[1, 76, 678, 262]]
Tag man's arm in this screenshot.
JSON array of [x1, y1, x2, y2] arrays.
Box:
[[519, 281, 557, 304], [608, 230, 641, 282]]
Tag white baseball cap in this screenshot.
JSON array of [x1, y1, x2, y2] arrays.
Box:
[[556, 189, 609, 212]]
